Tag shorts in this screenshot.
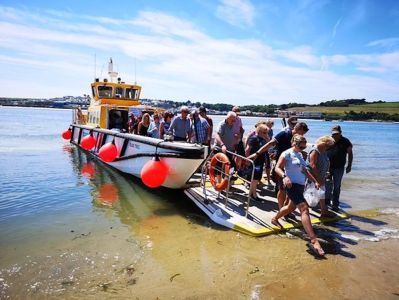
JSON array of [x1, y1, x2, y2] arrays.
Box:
[[285, 183, 306, 205], [235, 141, 245, 156], [246, 163, 264, 181]]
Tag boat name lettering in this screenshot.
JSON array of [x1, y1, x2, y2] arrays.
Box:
[[129, 141, 141, 149]]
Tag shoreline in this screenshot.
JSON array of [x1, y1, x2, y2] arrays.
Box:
[[1, 208, 398, 299], [1, 105, 398, 123]]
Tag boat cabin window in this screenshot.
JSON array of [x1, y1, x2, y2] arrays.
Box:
[[125, 88, 138, 99], [91, 86, 96, 97], [115, 87, 124, 98], [98, 86, 113, 98]]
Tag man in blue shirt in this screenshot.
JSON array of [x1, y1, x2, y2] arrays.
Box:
[[190, 109, 210, 145], [168, 106, 192, 141]]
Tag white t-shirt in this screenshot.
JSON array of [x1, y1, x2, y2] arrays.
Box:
[[282, 148, 307, 185]]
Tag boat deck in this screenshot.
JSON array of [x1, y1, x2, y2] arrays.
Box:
[[185, 179, 350, 237]]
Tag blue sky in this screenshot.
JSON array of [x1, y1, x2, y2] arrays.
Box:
[[0, 0, 398, 105]]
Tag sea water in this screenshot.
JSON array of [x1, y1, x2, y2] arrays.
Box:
[[0, 107, 398, 298]]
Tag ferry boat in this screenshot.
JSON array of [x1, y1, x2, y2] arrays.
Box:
[[64, 58, 208, 189]]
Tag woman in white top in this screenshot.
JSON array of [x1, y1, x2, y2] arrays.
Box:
[[272, 134, 325, 257]]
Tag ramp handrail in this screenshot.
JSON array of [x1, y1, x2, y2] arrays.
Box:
[[201, 147, 256, 218]]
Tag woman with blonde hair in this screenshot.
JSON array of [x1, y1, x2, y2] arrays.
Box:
[[271, 134, 325, 256], [307, 135, 336, 218], [138, 113, 150, 136]]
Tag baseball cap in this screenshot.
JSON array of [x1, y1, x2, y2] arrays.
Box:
[[331, 125, 342, 134]]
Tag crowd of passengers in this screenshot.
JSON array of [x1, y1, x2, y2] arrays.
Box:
[[123, 105, 353, 257]]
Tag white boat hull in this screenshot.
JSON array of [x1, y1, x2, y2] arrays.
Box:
[[71, 125, 207, 189]]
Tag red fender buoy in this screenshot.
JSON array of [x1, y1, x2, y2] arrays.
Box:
[[141, 157, 169, 188], [62, 128, 72, 140], [99, 142, 118, 162], [81, 134, 96, 150]]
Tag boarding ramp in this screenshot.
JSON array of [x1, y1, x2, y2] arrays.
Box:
[[184, 148, 350, 237]]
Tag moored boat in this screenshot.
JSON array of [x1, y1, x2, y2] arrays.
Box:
[[64, 58, 208, 189]]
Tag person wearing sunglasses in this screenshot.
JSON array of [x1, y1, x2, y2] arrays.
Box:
[[245, 124, 269, 200], [249, 122, 309, 210], [271, 134, 325, 257]]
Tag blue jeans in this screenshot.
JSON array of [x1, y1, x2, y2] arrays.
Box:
[[325, 167, 345, 207]]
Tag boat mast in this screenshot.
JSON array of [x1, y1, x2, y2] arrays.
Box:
[[108, 58, 118, 83]]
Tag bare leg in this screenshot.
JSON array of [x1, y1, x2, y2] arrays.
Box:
[[272, 200, 296, 228], [265, 167, 271, 185], [249, 179, 259, 198], [277, 189, 286, 210], [297, 203, 325, 256]]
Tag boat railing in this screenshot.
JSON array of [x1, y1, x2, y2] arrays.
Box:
[[201, 147, 256, 218]]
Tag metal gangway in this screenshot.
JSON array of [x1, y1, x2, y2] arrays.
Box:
[[198, 147, 257, 218]]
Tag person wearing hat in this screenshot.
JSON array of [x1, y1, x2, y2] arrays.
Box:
[[199, 106, 213, 146], [325, 125, 353, 210]]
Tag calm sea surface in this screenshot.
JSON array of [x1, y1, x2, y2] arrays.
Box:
[[0, 106, 398, 298], [1, 106, 398, 228]]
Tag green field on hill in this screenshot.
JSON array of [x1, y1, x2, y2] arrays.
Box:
[[288, 102, 399, 115]]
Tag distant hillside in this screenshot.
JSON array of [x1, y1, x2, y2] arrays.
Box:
[[288, 101, 399, 121], [288, 101, 399, 114]]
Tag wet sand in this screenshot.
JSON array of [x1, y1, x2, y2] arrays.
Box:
[[1, 209, 398, 299]]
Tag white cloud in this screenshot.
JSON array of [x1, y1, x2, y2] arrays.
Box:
[[275, 46, 320, 67], [0, 6, 398, 104], [216, 0, 255, 28], [368, 37, 399, 49]]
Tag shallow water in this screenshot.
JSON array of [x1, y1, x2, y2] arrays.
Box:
[[0, 107, 399, 298]]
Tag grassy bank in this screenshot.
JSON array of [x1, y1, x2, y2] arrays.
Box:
[[288, 102, 399, 115]]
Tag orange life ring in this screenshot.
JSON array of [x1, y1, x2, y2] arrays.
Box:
[[209, 152, 231, 191]]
